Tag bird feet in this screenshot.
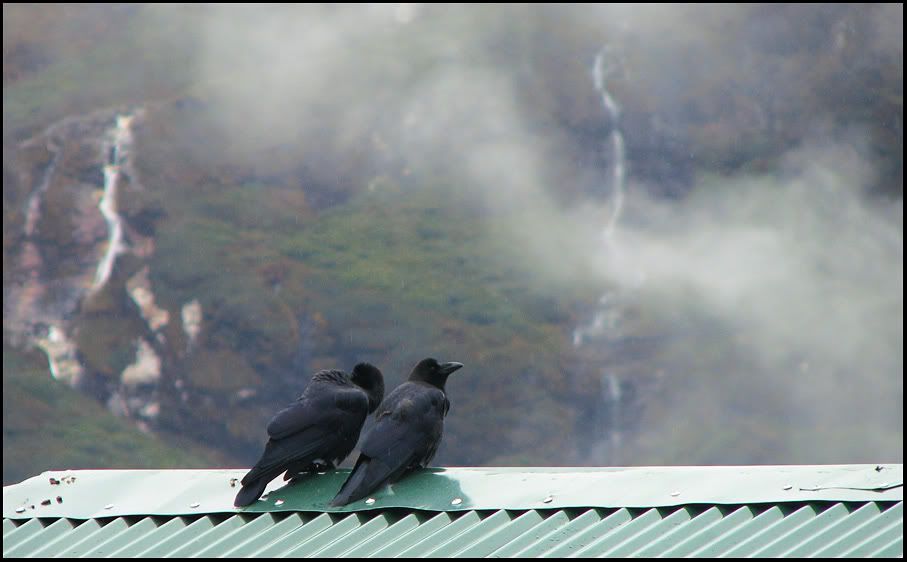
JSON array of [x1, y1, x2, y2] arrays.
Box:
[[284, 460, 335, 482]]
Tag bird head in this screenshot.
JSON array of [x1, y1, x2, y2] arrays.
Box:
[[351, 362, 385, 413], [408, 357, 464, 390]]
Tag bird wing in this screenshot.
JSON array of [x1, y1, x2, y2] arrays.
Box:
[[243, 385, 369, 485], [360, 383, 448, 467], [331, 383, 448, 505], [266, 385, 368, 440], [241, 426, 337, 485]]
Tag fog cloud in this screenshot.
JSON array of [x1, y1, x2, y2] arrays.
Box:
[[154, 4, 902, 463]]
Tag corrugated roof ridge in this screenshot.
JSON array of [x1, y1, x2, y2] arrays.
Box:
[[3, 502, 903, 558], [3, 465, 902, 520]]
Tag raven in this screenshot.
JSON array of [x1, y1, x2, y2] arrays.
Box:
[[330, 358, 464, 506], [234, 363, 384, 507]]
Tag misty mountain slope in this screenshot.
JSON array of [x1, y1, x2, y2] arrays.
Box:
[[3, 4, 901, 480], [132, 99, 903, 467], [3, 345, 230, 486], [2, 5, 199, 142], [127, 105, 582, 465]]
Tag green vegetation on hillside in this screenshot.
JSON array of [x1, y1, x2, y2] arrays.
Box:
[[3, 345, 231, 486], [3, 5, 902, 476], [131, 109, 579, 463]]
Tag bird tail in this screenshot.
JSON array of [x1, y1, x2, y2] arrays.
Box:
[[330, 454, 406, 507], [330, 456, 371, 507], [234, 477, 270, 508]]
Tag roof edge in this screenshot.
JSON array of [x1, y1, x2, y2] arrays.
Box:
[[3, 464, 902, 520]]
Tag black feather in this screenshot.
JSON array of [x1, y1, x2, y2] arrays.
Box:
[[234, 364, 384, 507], [331, 358, 462, 506]]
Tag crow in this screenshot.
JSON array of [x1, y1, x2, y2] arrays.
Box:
[[234, 363, 384, 507], [330, 358, 464, 506]]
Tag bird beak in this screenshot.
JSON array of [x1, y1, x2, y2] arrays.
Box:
[[438, 362, 464, 375]]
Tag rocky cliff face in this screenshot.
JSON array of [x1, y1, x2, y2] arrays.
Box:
[[6, 107, 202, 435]]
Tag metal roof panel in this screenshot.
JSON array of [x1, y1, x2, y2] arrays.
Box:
[[3, 503, 901, 557], [3, 465, 902, 519], [2, 466, 903, 558]]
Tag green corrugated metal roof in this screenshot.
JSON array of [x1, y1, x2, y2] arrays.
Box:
[[3, 465, 902, 518], [3, 502, 902, 557], [3, 466, 903, 557]]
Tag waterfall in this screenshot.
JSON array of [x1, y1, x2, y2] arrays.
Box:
[[593, 46, 626, 242], [6, 108, 147, 387], [572, 46, 630, 465], [6, 105, 186, 432], [573, 45, 628, 349], [91, 114, 136, 294]]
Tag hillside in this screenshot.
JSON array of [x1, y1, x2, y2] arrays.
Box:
[[3, 5, 902, 482], [3, 344, 230, 485]]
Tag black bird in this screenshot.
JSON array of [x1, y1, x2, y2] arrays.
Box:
[[234, 363, 384, 507], [330, 358, 464, 507]]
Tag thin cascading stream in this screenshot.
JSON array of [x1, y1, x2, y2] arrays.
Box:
[[91, 114, 136, 294], [573, 45, 629, 349], [593, 45, 627, 242], [14, 135, 82, 383], [7, 110, 142, 386], [573, 45, 629, 465], [7, 106, 210, 431]]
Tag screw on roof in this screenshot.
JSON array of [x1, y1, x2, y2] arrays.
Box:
[[365, 498, 376, 505], [190, 502, 200, 508], [451, 498, 463, 505]]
